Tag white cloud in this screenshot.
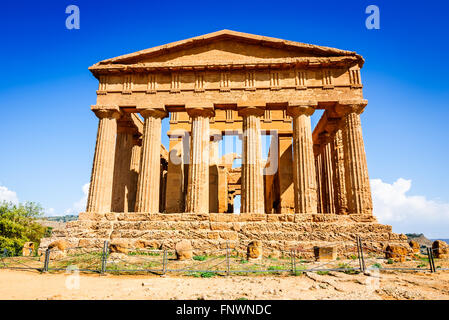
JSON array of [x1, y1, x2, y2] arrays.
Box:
[[64, 183, 89, 215], [0, 185, 19, 204], [371, 178, 449, 238]]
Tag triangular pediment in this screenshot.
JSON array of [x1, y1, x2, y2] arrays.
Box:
[[90, 30, 363, 70]]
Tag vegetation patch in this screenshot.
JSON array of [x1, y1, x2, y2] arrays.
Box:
[[193, 255, 207, 261]]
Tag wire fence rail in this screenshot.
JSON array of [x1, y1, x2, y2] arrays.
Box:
[[0, 237, 447, 276]]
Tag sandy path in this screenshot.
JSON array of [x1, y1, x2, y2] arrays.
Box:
[[1, 269, 449, 300]]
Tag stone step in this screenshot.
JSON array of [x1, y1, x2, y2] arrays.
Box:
[[64, 219, 393, 234], [39, 235, 407, 259]]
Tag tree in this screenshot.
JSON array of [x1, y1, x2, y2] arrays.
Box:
[[0, 201, 47, 256]]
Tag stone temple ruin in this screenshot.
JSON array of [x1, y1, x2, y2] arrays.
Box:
[[40, 30, 407, 256]]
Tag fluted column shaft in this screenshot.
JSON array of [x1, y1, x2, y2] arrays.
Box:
[[332, 128, 348, 214], [319, 133, 336, 214], [185, 109, 214, 213], [111, 128, 134, 213], [288, 105, 317, 213], [337, 102, 373, 214], [135, 109, 167, 213], [86, 107, 121, 213], [239, 107, 265, 214], [315, 152, 324, 213]]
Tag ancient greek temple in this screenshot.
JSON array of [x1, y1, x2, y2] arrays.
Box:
[[42, 30, 405, 254], [86, 29, 372, 217]]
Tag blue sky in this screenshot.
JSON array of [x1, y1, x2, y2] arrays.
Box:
[[0, 0, 448, 237]]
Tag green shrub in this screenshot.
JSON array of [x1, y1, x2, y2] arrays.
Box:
[[293, 265, 307, 276], [371, 263, 382, 269], [199, 272, 215, 278], [338, 263, 358, 274], [0, 201, 46, 256], [267, 265, 284, 271], [387, 258, 394, 264], [193, 255, 207, 261], [316, 271, 329, 275]]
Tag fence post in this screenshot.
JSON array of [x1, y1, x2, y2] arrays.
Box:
[[162, 249, 167, 275], [430, 248, 437, 272], [43, 248, 50, 272], [356, 236, 366, 273], [293, 249, 297, 274], [427, 247, 436, 273], [427, 247, 432, 272], [290, 249, 294, 274], [226, 241, 230, 276], [359, 237, 366, 272], [100, 240, 108, 274]]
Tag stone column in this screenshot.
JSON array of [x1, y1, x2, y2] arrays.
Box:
[[111, 126, 134, 213], [185, 108, 215, 214], [86, 105, 121, 213], [165, 129, 188, 213], [134, 108, 168, 213], [128, 138, 142, 212], [336, 100, 372, 214], [314, 146, 324, 213], [278, 136, 295, 213], [238, 106, 265, 214], [332, 128, 348, 214], [319, 132, 336, 214], [209, 129, 222, 213], [287, 103, 317, 214]]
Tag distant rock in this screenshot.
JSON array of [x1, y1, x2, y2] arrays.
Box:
[[406, 233, 432, 247]]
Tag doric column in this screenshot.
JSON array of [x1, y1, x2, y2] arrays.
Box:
[[165, 129, 188, 213], [336, 100, 372, 214], [314, 145, 324, 213], [128, 138, 142, 212], [209, 129, 222, 213], [287, 102, 317, 214], [185, 107, 215, 213], [238, 105, 265, 214], [86, 105, 121, 213], [332, 128, 348, 214], [134, 108, 168, 213], [111, 125, 135, 213], [319, 132, 336, 214]]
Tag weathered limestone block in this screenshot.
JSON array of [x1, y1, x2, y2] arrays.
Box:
[[175, 240, 193, 260], [313, 246, 337, 261], [109, 240, 129, 254], [432, 240, 449, 259], [134, 240, 160, 249], [22, 242, 35, 256], [385, 244, 411, 262], [49, 240, 69, 251], [409, 240, 420, 253], [247, 240, 263, 260]]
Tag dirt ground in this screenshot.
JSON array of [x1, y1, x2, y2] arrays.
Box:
[[2, 269, 449, 300]]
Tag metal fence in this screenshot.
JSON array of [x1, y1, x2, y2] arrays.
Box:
[[0, 237, 445, 276]]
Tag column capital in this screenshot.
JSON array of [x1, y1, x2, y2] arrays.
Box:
[[210, 129, 222, 141], [91, 105, 121, 119], [186, 107, 215, 118], [287, 101, 317, 117], [237, 101, 265, 117], [335, 99, 368, 116], [138, 107, 168, 119], [167, 129, 188, 140], [318, 131, 332, 144]]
